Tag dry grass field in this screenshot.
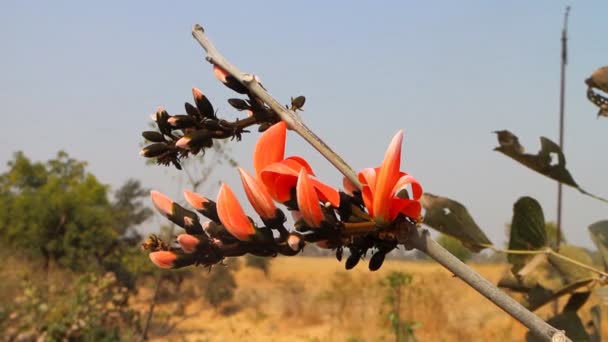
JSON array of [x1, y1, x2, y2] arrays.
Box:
[[138, 256, 606, 341]]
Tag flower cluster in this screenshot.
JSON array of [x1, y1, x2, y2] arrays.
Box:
[[140, 66, 291, 169], [142, 65, 423, 271]]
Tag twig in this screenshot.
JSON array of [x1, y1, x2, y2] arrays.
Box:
[[482, 244, 608, 279], [192, 25, 360, 189], [190, 24, 570, 342]]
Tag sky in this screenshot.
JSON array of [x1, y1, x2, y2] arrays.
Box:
[[1, 1, 606, 249]]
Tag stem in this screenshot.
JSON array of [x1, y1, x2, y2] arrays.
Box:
[[192, 25, 360, 188], [548, 250, 608, 278], [190, 24, 569, 342], [482, 244, 608, 279]]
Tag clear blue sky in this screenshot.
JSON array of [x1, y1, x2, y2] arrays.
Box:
[[1, 1, 606, 248]]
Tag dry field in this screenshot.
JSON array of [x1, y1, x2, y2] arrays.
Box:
[[138, 257, 606, 341]]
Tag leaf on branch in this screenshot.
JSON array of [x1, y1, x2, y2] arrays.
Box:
[[526, 311, 590, 342], [563, 291, 591, 313], [420, 193, 491, 252], [524, 278, 594, 312], [548, 245, 595, 283], [508, 197, 547, 274], [494, 130, 608, 203], [588, 220, 608, 271]]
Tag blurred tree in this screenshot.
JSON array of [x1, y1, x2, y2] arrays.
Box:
[[0, 151, 152, 279]]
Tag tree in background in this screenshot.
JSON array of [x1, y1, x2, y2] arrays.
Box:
[[0, 151, 152, 282]]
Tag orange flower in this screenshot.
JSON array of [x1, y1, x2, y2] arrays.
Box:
[[238, 167, 277, 220], [254, 122, 340, 207], [358, 130, 422, 225], [296, 168, 324, 227], [216, 183, 256, 241]]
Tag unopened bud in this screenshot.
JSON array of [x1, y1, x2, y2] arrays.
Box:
[[177, 234, 200, 253], [140, 143, 169, 158]]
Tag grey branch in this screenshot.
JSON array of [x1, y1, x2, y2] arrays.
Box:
[[190, 24, 569, 342], [192, 24, 360, 189]]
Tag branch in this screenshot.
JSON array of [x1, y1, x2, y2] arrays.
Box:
[[191, 24, 360, 189], [190, 24, 569, 342]]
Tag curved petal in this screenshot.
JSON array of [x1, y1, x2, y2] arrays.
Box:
[[149, 251, 177, 269], [389, 197, 422, 221], [310, 178, 340, 207], [260, 162, 299, 202], [254, 121, 286, 175], [238, 168, 277, 219], [361, 185, 375, 218], [216, 183, 256, 241], [357, 167, 378, 194], [373, 131, 403, 223], [391, 174, 423, 200], [283, 156, 315, 175], [150, 190, 174, 217], [272, 174, 298, 203], [296, 169, 323, 227]]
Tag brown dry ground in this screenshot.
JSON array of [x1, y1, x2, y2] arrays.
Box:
[[136, 257, 607, 342]]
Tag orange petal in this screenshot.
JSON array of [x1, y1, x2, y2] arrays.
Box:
[[149, 251, 177, 269], [238, 168, 277, 220], [254, 122, 286, 176], [282, 156, 315, 175], [216, 183, 256, 241], [183, 190, 210, 211], [389, 198, 422, 221], [373, 131, 403, 223], [310, 178, 340, 207], [177, 234, 200, 254], [361, 185, 375, 218], [391, 174, 423, 200], [272, 174, 298, 203], [150, 190, 174, 217], [296, 169, 323, 227], [260, 162, 299, 202], [358, 167, 378, 194]]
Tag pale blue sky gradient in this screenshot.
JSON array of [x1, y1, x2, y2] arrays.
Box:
[[1, 1, 606, 248]]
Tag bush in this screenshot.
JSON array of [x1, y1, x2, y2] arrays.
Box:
[[4, 272, 140, 341]]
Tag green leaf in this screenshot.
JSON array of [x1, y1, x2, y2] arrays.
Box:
[[588, 220, 608, 271], [420, 193, 491, 252], [494, 131, 608, 203], [508, 197, 547, 274], [526, 311, 590, 342], [548, 245, 595, 283]]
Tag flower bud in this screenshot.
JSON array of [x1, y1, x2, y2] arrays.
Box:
[[149, 251, 177, 269], [177, 234, 200, 254], [140, 143, 168, 158]]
